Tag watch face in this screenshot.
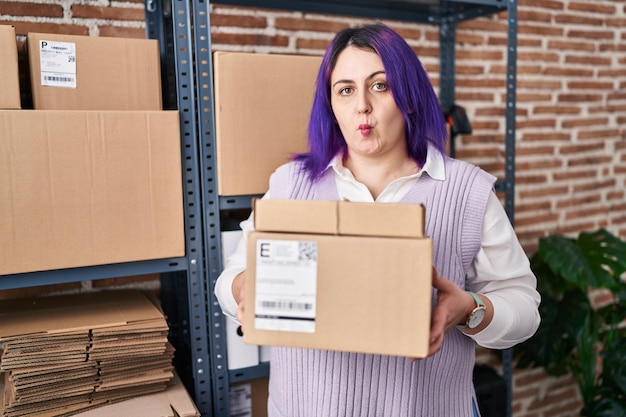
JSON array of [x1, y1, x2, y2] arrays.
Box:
[[468, 308, 486, 329]]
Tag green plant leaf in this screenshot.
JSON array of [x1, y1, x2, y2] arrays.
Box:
[[514, 289, 590, 373], [582, 396, 626, 417], [577, 229, 626, 291], [601, 338, 626, 396], [538, 235, 595, 290]]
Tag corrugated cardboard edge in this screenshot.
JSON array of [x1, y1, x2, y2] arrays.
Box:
[[0, 25, 21, 109]]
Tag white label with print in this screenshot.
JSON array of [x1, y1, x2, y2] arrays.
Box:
[[39, 40, 77, 88], [255, 239, 317, 333]]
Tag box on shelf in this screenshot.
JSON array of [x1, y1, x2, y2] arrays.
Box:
[[213, 51, 321, 196], [243, 199, 432, 358], [27, 33, 162, 110], [229, 377, 269, 417], [0, 110, 185, 275], [0, 25, 21, 109]]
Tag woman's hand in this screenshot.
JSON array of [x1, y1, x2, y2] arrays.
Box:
[[426, 267, 475, 356], [232, 271, 247, 332]]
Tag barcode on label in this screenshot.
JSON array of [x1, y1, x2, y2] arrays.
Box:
[[260, 300, 314, 311], [43, 75, 75, 83]]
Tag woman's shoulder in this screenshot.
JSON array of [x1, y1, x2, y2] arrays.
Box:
[[444, 156, 496, 186]]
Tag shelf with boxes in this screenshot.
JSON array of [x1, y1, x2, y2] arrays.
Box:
[[145, 0, 518, 416], [0, 21, 214, 415]]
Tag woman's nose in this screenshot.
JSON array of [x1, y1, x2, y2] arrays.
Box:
[[357, 93, 371, 114]]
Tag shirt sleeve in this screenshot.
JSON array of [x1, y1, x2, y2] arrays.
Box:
[[213, 193, 267, 322], [466, 192, 541, 349]]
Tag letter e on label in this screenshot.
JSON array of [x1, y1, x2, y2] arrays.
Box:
[[259, 242, 270, 258]]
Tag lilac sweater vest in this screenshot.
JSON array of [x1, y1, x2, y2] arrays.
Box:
[[266, 157, 495, 417]]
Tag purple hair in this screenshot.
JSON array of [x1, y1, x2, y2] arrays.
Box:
[[294, 23, 448, 181]]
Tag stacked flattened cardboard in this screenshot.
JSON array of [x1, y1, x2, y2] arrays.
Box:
[[0, 290, 175, 417]]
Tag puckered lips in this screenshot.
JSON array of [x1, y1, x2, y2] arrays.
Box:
[[358, 123, 372, 136]]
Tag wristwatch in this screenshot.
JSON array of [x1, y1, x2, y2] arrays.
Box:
[[457, 291, 486, 329]]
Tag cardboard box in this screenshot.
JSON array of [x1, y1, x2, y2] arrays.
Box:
[[0, 110, 185, 275], [72, 372, 200, 417], [229, 377, 269, 417], [213, 51, 321, 196], [0, 25, 21, 109], [27, 33, 162, 110], [244, 199, 432, 358]]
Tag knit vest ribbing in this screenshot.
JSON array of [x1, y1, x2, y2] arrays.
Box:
[[267, 157, 496, 417]]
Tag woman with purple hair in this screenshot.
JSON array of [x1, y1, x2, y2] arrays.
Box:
[[215, 23, 540, 417]]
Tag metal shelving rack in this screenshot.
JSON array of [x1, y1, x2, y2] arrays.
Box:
[[0, 2, 517, 417]]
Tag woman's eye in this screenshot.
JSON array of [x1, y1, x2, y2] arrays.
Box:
[[339, 87, 353, 96], [372, 82, 388, 91]]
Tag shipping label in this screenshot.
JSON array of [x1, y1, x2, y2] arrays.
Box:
[[39, 40, 77, 88], [254, 239, 317, 333]]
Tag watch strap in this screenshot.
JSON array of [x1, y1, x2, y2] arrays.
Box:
[[456, 291, 485, 329]]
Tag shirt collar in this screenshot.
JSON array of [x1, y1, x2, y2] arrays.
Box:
[[329, 144, 446, 182]]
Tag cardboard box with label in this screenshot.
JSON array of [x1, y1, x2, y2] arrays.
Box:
[[213, 52, 322, 196], [0, 25, 21, 109], [244, 199, 433, 358], [0, 110, 184, 275], [27, 33, 162, 110]]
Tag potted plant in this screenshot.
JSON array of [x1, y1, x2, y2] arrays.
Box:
[[514, 228, 626, 417]]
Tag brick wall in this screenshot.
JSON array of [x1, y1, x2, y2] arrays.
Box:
[[2, 1, 625, 416]]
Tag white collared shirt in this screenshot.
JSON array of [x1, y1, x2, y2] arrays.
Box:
[[215, 148, 540, 349]]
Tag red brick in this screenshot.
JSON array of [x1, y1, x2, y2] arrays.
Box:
[[518, 9, 553, 23], [519, 0, 564, 10], [0, 2, 62, 17], [555, 194, 601, 209], [488, 35, 542, 48], [554, 14, 605, 26], [296, 38, 332, 50], [533, 105, 581, 115], [522, 132, 571, 142], [519, 185, 569, 199], [518, 51, 560, 62], [577, 128, 620, 140], [517, 159, 563, 171], [572, 178, 616, 192], [516, 118, 556, 129], [457, 18, 507, 33], [71, 4, 145, 21], [517, 145, 556, 156], [517, 79, 562, 90], [544, 67, 594, 77], [515, 92, 552, 103], [547, 39, 596, 52], [567, 29, 615, 40], [553, 169, 590, 182], [568, 1, 616, 14], [561, 117, 610, 129], [212, 13, 268, 29], [566, 54, 612, 66], [515, 212, 560, 227], [211, 32, 289, 47], [99, 26, 146, 39], [557, 93, 604, 103]]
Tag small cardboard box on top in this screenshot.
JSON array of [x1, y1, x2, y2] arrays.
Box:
[[0, 25, 21, 109], [213, 51, 322, 196], [244, 199, 433, 358], [27, 32, 162, 110]]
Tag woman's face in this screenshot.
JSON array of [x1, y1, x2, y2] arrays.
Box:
[[330, 46, 406, 159]]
